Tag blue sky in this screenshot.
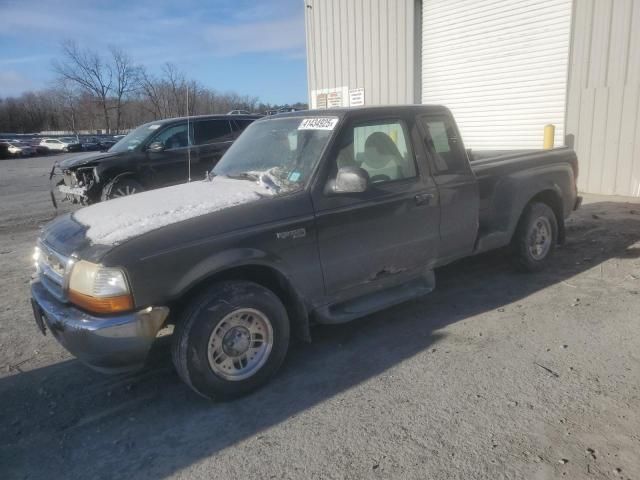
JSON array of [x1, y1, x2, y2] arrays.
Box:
[[0, 0, 308, 104]]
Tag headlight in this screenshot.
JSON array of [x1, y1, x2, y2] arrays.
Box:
[[33, 246, 41, 269], [68, 260, 133, 314]]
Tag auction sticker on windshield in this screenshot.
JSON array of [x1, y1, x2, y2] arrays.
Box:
[[298, 117, 339, 130]]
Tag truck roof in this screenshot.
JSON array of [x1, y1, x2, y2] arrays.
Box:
[[263, 104, 451, 120], [144, 113, 263, 125]]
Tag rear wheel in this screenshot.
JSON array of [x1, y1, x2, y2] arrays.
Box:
[[101, 177, 144, 201], [512, 202, 558, 272], [172, 281, 290, 400]]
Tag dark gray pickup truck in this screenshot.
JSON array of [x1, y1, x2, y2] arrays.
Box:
[[30, 105, 580, 399]]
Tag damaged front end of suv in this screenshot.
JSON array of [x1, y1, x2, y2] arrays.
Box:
[[51, 164, 101, 206], [48, 148, 138, 207], [50, 158, 105, 206]]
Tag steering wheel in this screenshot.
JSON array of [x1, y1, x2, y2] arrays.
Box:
[[370, 174, 391, 183]]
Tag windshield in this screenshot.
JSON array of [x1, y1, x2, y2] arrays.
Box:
[[213, 117, 337, 193], [108, 122, 162, 153]]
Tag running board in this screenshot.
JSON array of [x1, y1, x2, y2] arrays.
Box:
[[313, 270, 436, 325]]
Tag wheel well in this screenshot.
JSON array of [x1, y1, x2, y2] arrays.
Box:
[[523, 190, 565, 244], [104, 170, 139, 185], [173, 265, 311, 342]]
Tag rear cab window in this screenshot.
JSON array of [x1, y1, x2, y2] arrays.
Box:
[[417, 115, 469, 174]]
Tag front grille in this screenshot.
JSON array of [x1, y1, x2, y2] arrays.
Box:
[[36, 241, 69, 302]]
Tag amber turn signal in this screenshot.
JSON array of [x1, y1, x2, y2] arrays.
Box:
[[68, 289, 134, 314]]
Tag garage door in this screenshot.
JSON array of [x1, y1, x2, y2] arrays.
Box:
[[421, 0, 572, 150]]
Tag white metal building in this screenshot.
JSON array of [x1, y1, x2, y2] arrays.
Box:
[[304, 0, 640, 196]]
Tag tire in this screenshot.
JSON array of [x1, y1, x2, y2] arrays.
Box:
[[512, 202, 558, 272], [101, 177, 144, 201], [172, 281, 290, 400]]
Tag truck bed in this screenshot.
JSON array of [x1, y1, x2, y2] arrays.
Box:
[[468, 147, 579, 253]]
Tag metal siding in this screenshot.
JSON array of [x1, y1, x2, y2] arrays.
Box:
[[421, 0, 572, 150], [304, 0, 417, 106], [566, 0, 640, 196]]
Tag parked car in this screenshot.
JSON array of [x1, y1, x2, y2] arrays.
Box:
[[59, 137, 83, 152], [51, 114, 261, 204], [39, 138, 80, 153], [80, 136, 111, 151], [228, 110, 251, 115], [30, 105, 580, 399], [30, 138, 50, 155], [4, 141, 29, 156], [98, 137, 117, 150], [0, 142, 9, 159]]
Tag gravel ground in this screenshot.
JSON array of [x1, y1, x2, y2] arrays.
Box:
[[1, 154, 639, 479]]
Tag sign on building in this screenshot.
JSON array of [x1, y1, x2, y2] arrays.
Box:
[[348, 88, 365, 106]]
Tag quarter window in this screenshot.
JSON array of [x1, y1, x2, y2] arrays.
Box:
[[335, 120, 416, 184]]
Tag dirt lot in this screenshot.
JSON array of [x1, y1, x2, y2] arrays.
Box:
[[1, 154, 639, 479]]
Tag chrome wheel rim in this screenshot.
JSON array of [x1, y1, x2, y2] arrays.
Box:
[[207, 308, 273, 381], [528, 216, 552, 260], [113, 185, 137, 197]]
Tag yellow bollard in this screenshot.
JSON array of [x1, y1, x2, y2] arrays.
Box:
[[543, 124, 555, 149]]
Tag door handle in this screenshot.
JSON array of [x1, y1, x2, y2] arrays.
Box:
[[414, 193, 434, 206]]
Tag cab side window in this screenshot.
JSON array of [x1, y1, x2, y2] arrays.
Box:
[[418, 115, 468, 174], [194, 120, 232, 145], [153, 123, 190, 150], [335, 120, 417, 184]]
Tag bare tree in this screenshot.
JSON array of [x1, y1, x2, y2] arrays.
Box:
[[110, 46, 140, 133], [138, 67, 165, 118], [51, 81, 80, 135], [53, 40, 113, 132], [2, 46, 307, 134]]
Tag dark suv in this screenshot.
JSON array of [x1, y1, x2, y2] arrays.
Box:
[[53, 114, 259, 204]]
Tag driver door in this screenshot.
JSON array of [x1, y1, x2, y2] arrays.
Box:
[[144, 122, 192, 186], [311, 116, 440, 301]]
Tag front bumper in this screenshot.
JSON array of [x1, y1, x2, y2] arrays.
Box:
[[31, 280, 169, 373]]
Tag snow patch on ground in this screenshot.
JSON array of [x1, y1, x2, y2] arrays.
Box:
[[73, 177, 272, 245]]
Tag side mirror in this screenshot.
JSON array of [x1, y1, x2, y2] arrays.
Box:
[[147, 141, 165, 153], [327, 166, 369, 194]]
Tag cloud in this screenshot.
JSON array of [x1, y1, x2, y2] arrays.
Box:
[[0, 0, 307, 99], [0, 55, 51, 66], [203, 17, 306, 56]]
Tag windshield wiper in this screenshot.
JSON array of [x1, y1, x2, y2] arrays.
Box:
[[225, 172, 259, 181]]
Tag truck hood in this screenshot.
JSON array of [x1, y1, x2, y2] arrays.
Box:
[[57, 150, 122, 169], [72, 177, 275, 246]]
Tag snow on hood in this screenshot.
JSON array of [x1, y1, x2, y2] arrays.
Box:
[[73, 177, 273, 246]]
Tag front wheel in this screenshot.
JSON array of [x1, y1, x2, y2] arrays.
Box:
[[512, 202, 558, 272], [101, 177, 144, 201], [172, 281, 290, 400]]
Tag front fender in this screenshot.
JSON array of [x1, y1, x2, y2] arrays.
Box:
[[169, 247, 289, 299]]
